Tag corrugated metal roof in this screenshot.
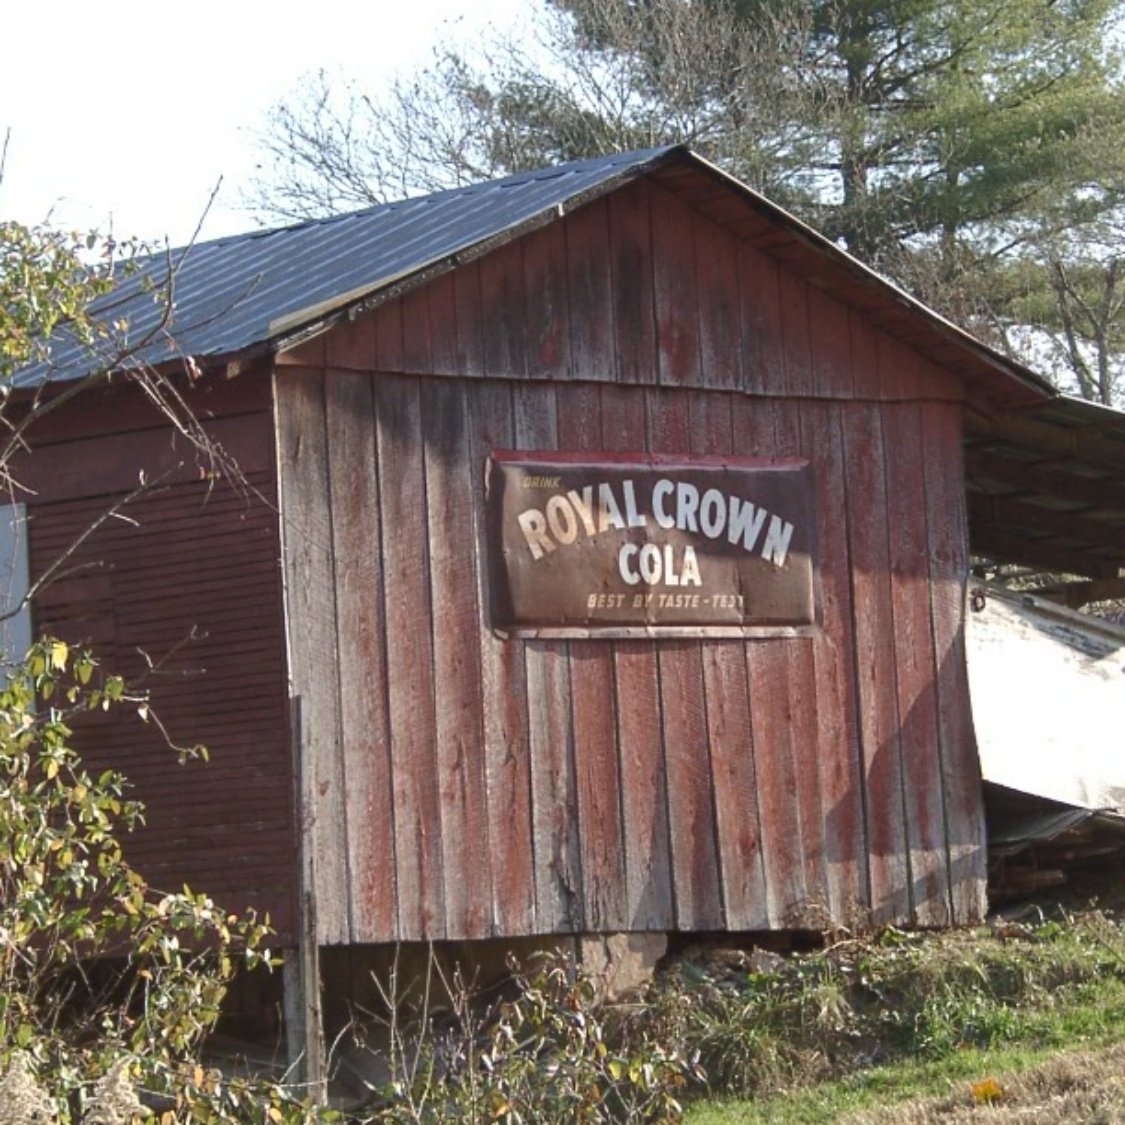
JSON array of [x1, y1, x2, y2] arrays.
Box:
[[966, 393, 1125, 580], [20, 144, 1065, 408], [17, 146, 677, 387]]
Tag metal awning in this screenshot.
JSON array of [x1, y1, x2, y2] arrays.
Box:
[[966, 396, 1125, 597]]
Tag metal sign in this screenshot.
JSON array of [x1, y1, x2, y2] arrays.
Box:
[[485, 453, 819, 637]]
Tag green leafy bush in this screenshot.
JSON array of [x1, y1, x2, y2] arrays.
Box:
[[0, 639, 332, 1123]]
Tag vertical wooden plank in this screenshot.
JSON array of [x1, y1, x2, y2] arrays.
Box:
[[557, 383, 628, 931], [694, 213, 742, 391], [373, 374, 445, 940], [807, 306, 866, 921], [840, 400, 906, 924], [283, 937, 324, 1098], [324, 312, 376, 371], [737, 243, 785, 396], [467, 381, 537, 934], [374, 298, 404, 373], [479, 241, 527, 379], [452, 262, 486, 378], [651, 186, 701, 387], [401, 286, 432, 374], [565, 198, 616, 381], [423, 378, 493, 939], [886, 400, 952, 925], [607, 181, 657, 385], [692, 391, 767, 930], [732, 397, 806, 926], [848, 312, 884, 400], [799, 399, 866, 924], [323, 370, 397, 943], [600, 383, 674, 930], [285, 334, 325, 368], [807, 287, 853, 399], [648, 386, 723, 930], [922, 399, 985, 924], [513, 383, 583, 932], [879, 333, 921, 401], [523, 221, 571, 380], [778, 269, 813, 396], [917, 355, 965, 403], [426, 271, 460, 377], [274, 369, 350, 944], [774, 400, 827, 924]]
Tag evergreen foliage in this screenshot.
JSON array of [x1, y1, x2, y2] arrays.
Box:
[[248, 0, 1125, 402]]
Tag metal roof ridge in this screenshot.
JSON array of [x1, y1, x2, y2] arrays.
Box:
[[159, 145, 687, 258]]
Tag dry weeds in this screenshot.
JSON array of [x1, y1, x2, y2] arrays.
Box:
[[842, 1041, 1125, 1123]]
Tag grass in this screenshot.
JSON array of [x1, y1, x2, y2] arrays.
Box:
[[687, 995, 1125, 1123], [329, 895, 1125, 1122], [676, 908, 1125, 1124]]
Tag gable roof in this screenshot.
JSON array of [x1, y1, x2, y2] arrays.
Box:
[[19, 145, 1125, 584], [17, 147, 674, 388], [22, 145, 1055, 411]]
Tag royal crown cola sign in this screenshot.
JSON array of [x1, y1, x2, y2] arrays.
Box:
[[485, 453, 818, 637]]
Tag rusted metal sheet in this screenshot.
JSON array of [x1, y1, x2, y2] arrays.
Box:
[[485, 452, 819, 638], [28, 413, 295, 942]]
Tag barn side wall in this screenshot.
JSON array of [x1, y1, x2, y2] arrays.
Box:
[[277, 176, 985, 945], [20, 372, 296, 941]]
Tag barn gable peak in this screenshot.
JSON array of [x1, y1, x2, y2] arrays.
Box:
[[22, 147, 1054, 412]]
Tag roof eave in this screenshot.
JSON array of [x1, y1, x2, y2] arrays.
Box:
[[655, 150, 1056, 410], [268, 146, 688, 363], [233, 144, 1052, 413]]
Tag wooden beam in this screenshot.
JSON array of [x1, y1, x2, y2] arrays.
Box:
[[967, 412, 1125, 476], [967, 493, 1125, 553], [969, 524, 1121, 579], [965, 449, 1125, 513], [286, 695, 326, 1102], [1032, 576, 1125, 609]]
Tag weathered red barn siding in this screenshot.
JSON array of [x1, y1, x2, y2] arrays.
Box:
[[21, 375, 296, 941], [277, 174, 986, 944]]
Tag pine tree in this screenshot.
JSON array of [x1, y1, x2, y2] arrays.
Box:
[[248, 0, 1125, 399]]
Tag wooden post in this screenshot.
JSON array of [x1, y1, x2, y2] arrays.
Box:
[[285, 695, 326, 1100]]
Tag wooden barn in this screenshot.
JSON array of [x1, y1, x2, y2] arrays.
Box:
[[13, 146, 1125, 1072]]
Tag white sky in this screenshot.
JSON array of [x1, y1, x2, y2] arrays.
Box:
[[0, 0, 527, 246]]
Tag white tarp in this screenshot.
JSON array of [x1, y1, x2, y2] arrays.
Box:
[[967, 585, 1125, 813]]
